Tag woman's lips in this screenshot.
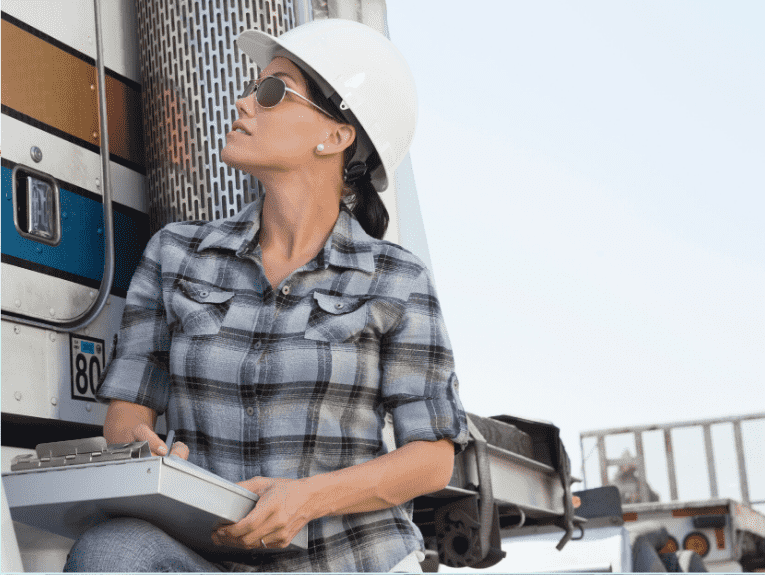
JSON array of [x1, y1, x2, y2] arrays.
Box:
[[231, 120, 251, 135]]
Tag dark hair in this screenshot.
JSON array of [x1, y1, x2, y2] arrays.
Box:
[[296, 66, 389, 240]]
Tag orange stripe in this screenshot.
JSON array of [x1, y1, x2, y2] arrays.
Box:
[[623, 512, 638, 522], [715, 528, 725, 549], [1, 19, 144, 168], [671, 505, 728, 517]]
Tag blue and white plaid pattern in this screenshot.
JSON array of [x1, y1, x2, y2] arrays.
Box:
[[96, 194, 469, 572]]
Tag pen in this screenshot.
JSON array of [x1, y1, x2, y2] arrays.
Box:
[[165, 430, 175, 453]]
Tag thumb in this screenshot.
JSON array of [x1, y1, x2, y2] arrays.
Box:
[[169, 441, 190, 460], [237, 476, 273, 495]]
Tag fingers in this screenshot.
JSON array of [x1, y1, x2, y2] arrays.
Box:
[[131, 423, 168, 456], [129, 424, 189, 459], [213, 525, 294, 550], [213, 506, 271, 549], [169, 441, 190, 460], [214, 507, 298, 550], [260, 527, 294, 549]]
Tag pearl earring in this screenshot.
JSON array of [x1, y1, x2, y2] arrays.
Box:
[[316, 144, 325, 152]]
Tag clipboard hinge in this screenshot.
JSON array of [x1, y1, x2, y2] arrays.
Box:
[[10, 437, 153, 471]]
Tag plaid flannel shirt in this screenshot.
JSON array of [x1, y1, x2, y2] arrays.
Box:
[[96, 194, 469, 572]]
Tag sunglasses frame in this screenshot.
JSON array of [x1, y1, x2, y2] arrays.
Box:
[[241, 75, 339, 120]]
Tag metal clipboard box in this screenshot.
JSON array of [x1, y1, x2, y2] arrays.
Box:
[[2, 438, 308, 558]]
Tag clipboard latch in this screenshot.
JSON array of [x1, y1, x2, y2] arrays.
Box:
[[10, 437, 153, 471]]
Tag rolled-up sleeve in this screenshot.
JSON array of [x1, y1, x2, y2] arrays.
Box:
[[95, 231, 171, 414], [380, 266, 469, 453]]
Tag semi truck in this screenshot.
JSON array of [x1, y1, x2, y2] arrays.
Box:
[[1, 1, 580, 571]]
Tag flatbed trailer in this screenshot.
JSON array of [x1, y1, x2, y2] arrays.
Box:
[[581, 413, 765, 572]]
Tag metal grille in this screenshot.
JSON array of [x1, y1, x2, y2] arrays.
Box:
[[136, 0, 296, 232]]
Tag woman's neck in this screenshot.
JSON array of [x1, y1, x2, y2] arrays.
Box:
[[259, 180, 341, 263]]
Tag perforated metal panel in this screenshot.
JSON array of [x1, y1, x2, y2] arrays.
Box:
[[136, 0, 296, 232]]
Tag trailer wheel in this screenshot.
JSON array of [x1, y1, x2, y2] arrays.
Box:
[[434, 496, 505, 569], [676, 550, 707, 572]]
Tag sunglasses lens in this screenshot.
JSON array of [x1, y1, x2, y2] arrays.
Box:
[[256, 76, 285, 108]]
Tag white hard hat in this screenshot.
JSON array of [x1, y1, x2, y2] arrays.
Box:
[[236, 19, 418, 193]]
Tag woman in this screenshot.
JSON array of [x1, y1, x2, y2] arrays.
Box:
[[65, 19, 468, 573]]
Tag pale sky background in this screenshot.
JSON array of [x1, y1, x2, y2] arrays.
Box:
[[385, 0, 764, 511]]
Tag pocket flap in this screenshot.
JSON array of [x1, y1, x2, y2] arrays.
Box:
[[313, 291, 367, 315], [178, 279, 235, 304]]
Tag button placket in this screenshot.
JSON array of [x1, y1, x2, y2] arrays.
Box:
[[241, 355, 261, 476]]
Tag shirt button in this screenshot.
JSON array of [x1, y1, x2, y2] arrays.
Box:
[[335, 302, 344, 310], [199, 291, 209, 298], [254, 341, 262, 349], [281, 285, 290, 295], [246, 407, 254, 416]]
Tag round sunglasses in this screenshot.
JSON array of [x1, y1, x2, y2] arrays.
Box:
[[240, 75, 338, 120]]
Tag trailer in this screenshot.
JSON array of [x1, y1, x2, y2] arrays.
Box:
[[1, 1, 579, 572], [581, 413, 765, 572]]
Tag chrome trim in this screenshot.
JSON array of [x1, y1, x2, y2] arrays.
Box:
[[10, 164, 62, 247]]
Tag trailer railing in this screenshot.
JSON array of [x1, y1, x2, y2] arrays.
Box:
[[580, 412, 765, 507]]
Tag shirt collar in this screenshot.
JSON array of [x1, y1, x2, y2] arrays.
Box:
[[195, 198, 262, 256], [196, 195, 375, 274]]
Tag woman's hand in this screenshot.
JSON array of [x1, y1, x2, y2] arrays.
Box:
[[211, 439, 454, 549], [129, 423, 189, 459], [211, 476, 316, 550]]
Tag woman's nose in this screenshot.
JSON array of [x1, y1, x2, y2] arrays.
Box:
[[235, 94, 256, 117]]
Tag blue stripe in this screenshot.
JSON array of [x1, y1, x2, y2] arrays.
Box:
[[1, 165, 150, 293]]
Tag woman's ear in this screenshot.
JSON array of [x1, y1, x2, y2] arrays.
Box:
[[328, 123, 355, 154]]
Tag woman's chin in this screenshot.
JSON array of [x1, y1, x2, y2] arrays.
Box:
[[221, 148, 249, 171]]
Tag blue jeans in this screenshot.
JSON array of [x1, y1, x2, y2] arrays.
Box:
[[63, 517, 226, 573], [64, 516, 424, 572]]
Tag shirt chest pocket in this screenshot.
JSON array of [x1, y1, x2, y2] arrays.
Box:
[[304, 292, 370, 343], [172, 279, 235, 336]]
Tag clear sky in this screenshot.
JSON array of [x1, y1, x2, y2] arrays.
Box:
[[385, 0, 764, 511]]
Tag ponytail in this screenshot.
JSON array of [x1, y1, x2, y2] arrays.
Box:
[[343, 176, 389, 240]]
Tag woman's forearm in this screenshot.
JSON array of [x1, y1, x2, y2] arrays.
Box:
[[303, 438, 455, 519]]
